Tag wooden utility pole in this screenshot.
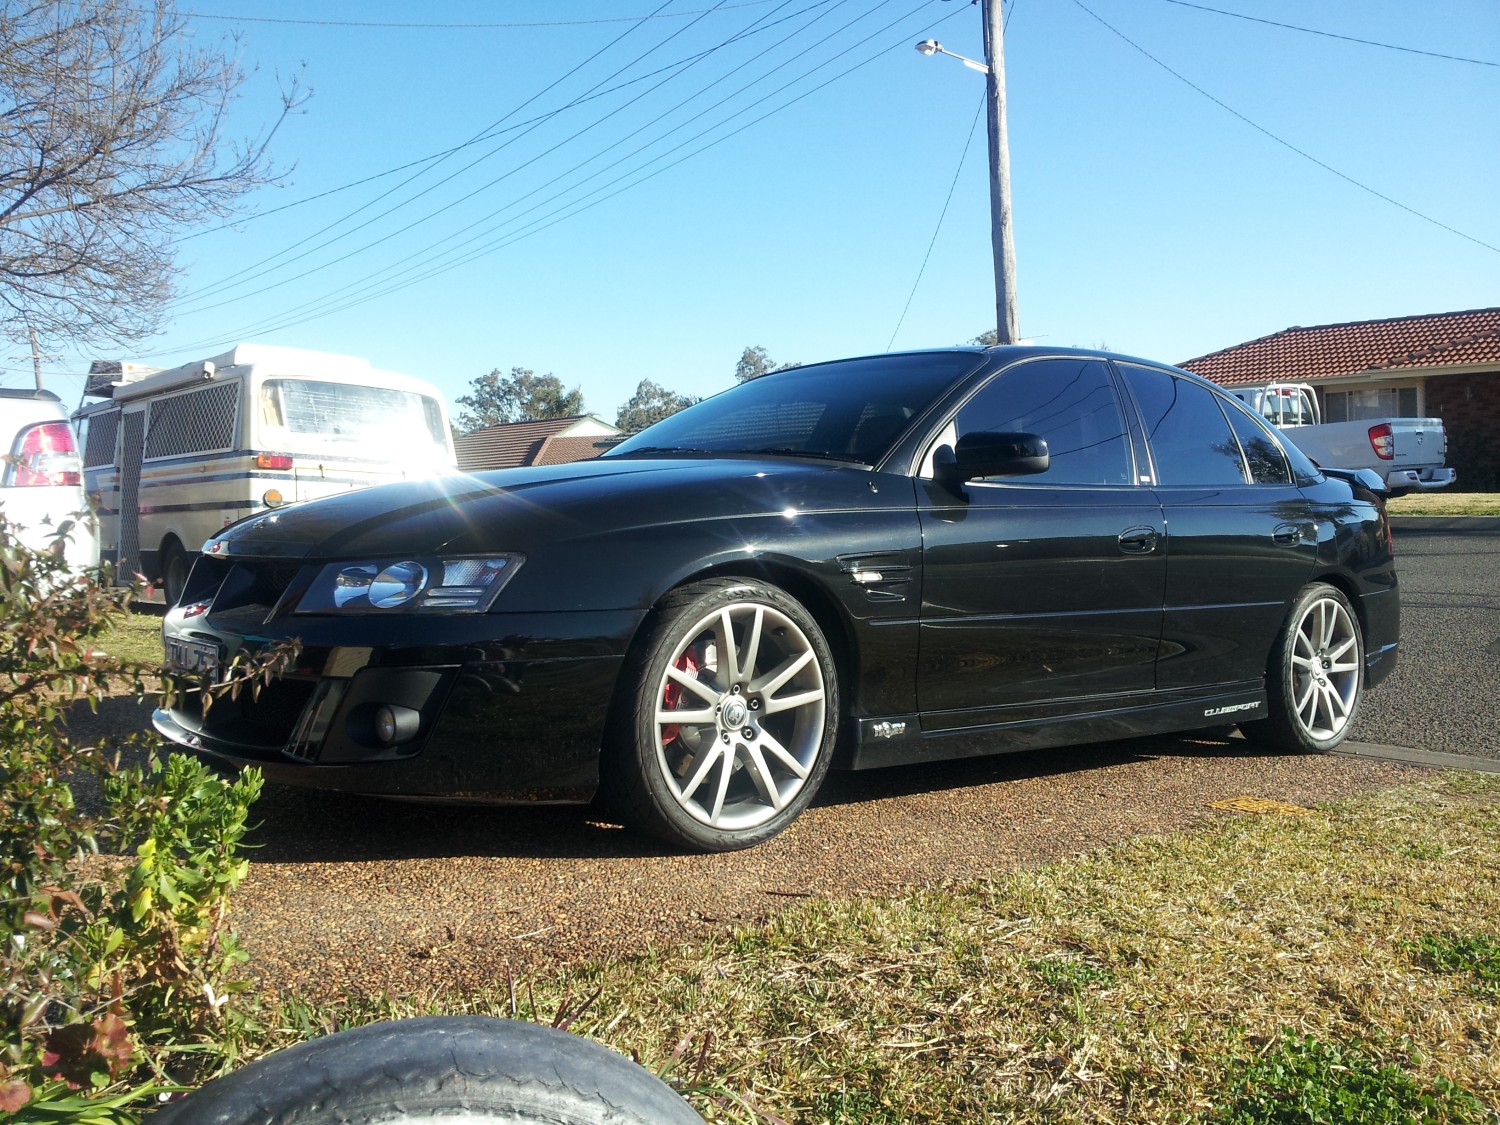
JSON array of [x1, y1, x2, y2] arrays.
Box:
[[982, 0, 1019, 344], [27, 324, 46, 390]]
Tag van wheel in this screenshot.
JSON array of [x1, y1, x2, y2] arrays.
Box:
[[161, 540, 188, 606], [1241, 583, 1364, 753], [602, 578, 839, 852]]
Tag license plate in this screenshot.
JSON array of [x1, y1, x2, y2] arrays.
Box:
[[166, 637, 221, 678]]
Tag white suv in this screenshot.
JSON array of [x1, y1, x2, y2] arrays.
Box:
[[1, 387, 99, 572]]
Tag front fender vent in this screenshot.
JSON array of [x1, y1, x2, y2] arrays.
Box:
[[837, 552, 913, 603]]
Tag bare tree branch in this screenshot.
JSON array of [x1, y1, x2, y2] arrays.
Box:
[[0, 0, 306, 349]]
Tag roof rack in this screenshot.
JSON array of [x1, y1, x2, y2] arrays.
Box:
[[84, 359, 165, 399]]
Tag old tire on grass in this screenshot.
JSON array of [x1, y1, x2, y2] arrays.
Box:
[[150, 1016, 704, 1124]]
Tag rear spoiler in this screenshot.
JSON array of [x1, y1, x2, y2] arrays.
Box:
[[1321, 466, 1388, 497]]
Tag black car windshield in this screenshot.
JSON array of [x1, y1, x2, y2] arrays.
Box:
[[606, 352, 984, 464]]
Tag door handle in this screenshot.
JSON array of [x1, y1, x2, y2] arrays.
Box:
[[1272, 523, 1302, 546], [1118, 526, 1159, 554]]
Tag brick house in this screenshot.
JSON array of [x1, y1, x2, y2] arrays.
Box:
[[1180, 308, 1500, 489], [453, 415, 621, 472]]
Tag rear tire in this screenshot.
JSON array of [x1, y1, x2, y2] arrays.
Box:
[[161, 539, 188, 606], [1241, 582, 1364, 753], [602, 578, 839, 852], [150, 1017, 705, 1124]]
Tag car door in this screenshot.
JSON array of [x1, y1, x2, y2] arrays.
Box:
[[1116, 363, 1317, 692], [914, 356, 1166, 733]]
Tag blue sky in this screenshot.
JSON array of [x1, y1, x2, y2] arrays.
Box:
[[15, 0, 1498, 423]]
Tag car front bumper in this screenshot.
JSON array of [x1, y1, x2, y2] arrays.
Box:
[[154, 606, 636, 804]]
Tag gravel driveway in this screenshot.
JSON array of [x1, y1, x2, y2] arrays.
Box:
[[78, 521, 1494, 1003], [228, 743, 1416, 1002]]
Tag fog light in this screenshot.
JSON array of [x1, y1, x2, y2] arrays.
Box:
[[373, 704, 420, 746]]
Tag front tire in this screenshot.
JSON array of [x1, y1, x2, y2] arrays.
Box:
[[1241, 582, 1364, 753], [603, 578, 839, 852]]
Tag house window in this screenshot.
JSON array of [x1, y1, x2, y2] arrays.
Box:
[[1323, 384, 1420, 422]]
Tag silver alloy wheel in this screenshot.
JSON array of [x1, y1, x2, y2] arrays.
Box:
[[1289, 592, 1361, 741], [652, 600, 827, 831]]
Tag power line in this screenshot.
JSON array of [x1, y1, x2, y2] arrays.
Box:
[[178, 4, 836, 243], [137, 3, 785, 31], [1161, 0, 1499, 68], [175, 0, 841, 307], [178, 2, 931, 348], [170, 0, 907, 330], [887, 92, 986, 351], [177, 0, 705, 305], [1071, 0, 1500, 256], [151, 2, 950, 356]]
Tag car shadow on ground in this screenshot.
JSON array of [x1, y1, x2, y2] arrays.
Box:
[[215, 732, 1275, 865], [64, 693, 1280, 864], [811, 731, 1263, 808]]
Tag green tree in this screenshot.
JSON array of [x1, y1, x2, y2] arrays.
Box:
[[456, 367, 586, 431], [734, 346, 798, 383], [0, 0, 304, 351], [615, 379, 698, 432]]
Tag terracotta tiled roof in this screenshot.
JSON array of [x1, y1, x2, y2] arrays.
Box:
[[454, 415, 619, 471], [1179, 307, 1500, 386], [532, 433, 618, 466]]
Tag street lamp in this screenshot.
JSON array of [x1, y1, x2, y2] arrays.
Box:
[[914, 0, 1018, 346], [914, 39, 989, 74]]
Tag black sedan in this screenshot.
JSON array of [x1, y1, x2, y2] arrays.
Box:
[[155, 347, 1399, 852]]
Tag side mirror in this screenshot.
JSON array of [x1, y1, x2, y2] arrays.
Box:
[[944, 431, 1050, 484]]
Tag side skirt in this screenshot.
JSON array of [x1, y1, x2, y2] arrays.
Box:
[[846, 685, 1267, 771]]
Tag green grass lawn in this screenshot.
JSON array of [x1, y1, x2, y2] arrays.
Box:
[[1386, 492, 1500, 517], [260, 774, 1500, 1124], [99, 606, 165, 666]]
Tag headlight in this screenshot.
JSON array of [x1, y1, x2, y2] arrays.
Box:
[[296, 555, 523, 614]]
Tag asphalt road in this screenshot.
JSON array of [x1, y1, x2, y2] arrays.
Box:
[[1350, 518, 1500, 760], [71, 519, 1499, 1001]]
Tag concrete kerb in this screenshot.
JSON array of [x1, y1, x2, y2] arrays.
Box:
[[1335, 741, 1500, 774], [1389, 516, 1500, 534]]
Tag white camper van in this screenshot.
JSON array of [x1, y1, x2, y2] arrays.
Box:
[[74, 343, 457, 603]]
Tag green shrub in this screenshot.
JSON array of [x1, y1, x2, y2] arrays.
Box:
[[0, 515, 289, 1121]]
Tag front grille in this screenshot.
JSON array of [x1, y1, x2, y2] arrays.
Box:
[[185, 556, 309, 621], [241, 560, 304, 607], [239, 678, 318, 736], [182, 675, 319, 756]]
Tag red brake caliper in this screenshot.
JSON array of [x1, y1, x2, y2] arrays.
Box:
[[660, 647, 701, 745]]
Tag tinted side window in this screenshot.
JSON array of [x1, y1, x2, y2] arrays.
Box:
[[1121, 365, 1246, 486], [1221, 396, 1292, 484], [952, 358, 1131, 485]]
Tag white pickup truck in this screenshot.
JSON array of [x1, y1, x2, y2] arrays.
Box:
[[1229, 382, 1456, 494]]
